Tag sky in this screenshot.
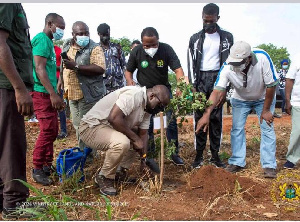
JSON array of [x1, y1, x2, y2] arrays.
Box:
[[23, 3, 300, 74]]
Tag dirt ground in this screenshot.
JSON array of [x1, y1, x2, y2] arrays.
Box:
[[2, 111, 300, 221]]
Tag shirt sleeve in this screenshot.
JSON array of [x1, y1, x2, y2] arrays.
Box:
[[32, 35, 51, 58], [261, 53, 279, 87], [90, 45, 106, 70], [286, 62, 299, 80], [214, 65, 228, 90], [0, 4, 15, 33], [139, 113, 151, 129], [115, 89, 141, 116], [166, 44, 181, 71], [126, 48, 138, 73]]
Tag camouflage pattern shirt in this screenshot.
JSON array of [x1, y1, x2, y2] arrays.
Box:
[[100, 42, 126, 93]]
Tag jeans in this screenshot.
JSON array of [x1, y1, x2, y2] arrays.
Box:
[[229, 97, 277, 169], [31, 92, 58, 168], [148, 92, 179, 155], [279, 88, 286, 113], [58, 89, 67, 134]]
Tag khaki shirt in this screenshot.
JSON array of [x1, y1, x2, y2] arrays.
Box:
[[63, 44, 106, 100], [81, 86, 151, 130], [0, 3, 33, 90]]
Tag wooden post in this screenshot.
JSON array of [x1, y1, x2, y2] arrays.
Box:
[[159, 112, 164, 191]]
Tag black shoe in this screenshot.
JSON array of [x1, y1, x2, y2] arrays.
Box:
[[2, 207, 36, 220], [192, 158, 203, 169], [43, 165, 56, 176], [94, 175, 117, 196], [115, 168, 137, 184], [171, 154, 184, 166], [283, 160, 295, 169], [210, 158, 226, 168], [225, 164, 243, 173], [32, 169, 53, 186], [57, 132, 68, 140]]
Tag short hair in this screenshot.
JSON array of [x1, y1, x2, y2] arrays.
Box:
[[131, 40, 141, 47], [97, 23, 110, 34], [45, 13, 63, 25], [203, 3, 219, 16], [141, 27, 159, 40], [72, 21, 88, 31]]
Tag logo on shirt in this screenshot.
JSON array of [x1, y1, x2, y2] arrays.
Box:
[[157, 60, 164, 68], [141, 61, 149, 68]]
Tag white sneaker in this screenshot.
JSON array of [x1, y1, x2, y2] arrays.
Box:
[[28, 117, 39, 123]]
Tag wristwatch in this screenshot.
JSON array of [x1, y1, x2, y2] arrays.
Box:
[[74, 64, 80, 72]]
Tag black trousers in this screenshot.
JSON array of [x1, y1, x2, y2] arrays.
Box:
[[194, 71, 223, 159], [0, 89, 29, 208]]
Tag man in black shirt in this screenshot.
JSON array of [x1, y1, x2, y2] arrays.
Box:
[[125, 27, 185, 165]]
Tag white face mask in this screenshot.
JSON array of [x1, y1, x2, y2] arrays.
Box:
[[232, 63, 246, 73], [144, 47, 158, 58]]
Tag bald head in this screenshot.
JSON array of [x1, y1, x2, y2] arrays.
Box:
[[151, 85, 170, 106]]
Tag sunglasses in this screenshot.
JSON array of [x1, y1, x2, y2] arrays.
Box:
[[155, 94, 165, 109]]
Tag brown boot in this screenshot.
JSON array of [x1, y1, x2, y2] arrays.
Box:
[[94, 175, 117, 196]]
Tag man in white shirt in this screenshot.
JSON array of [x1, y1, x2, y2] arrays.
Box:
[[283, 57, 300, 169], [78, 85, 170, 196], [188, 3, 234, 169], [196, 41, 279, 178]]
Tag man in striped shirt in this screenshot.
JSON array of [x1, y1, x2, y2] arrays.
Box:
[[196, 41, 279, 178]]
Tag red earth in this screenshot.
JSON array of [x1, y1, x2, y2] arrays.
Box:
[[1, 113, 299, 220]]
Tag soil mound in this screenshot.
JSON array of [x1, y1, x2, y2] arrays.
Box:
[[184, 165, 268, 202]]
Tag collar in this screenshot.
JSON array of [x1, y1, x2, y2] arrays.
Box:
[[250, 52, 258, 66]]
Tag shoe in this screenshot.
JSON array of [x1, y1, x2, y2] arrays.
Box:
[[115, 168, 137, 184], [263, 168, 277, 178], [210, 158, 226, 168], [57, 132, 68, 140], [171, 154, 184, 166], [225, 164, 243, 173], [273, 113, 281, 118], [94, 175, 117, 196], [2, 207, 36, 220], [32, 169, 53, 186], [283, 160, 295, 169], [192, 158, 203, 169], [43, 165, 56, 176]]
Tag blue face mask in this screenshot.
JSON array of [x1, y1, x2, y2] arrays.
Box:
[[53, 27, 64, 40], [76, 36, 90, 48], [282, 65, 288, 70]]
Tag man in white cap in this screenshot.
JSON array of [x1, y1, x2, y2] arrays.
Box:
[[195, 41, 279, 178]]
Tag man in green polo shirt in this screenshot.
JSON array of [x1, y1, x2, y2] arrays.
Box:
[[0, 3, 34, 219], [31, 13, 65, 186]]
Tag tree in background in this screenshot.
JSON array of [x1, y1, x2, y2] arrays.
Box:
[[53, 39, 65, 48], [256, 43, 290, 70], [111, 36, 133, 56]]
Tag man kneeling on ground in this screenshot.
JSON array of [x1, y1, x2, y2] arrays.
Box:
[[78, 85, 170, 196]]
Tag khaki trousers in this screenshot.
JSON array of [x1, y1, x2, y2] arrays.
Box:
[[79, 121, 137, 179]]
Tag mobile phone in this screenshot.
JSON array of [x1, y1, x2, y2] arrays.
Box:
[[60, 52, 69, 60]]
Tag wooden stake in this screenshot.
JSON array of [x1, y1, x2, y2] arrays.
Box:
[[159, 112, 164, 191]]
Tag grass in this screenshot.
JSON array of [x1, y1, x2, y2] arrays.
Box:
[[13, 179, 112, 220]]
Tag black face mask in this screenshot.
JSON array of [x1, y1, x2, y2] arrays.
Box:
[[203, 23, 217, 33], [100, 36, 109, 44], [145, 104, 164, 115]]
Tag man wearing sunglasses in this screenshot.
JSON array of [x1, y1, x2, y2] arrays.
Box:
[[196, 41, 279, 178]]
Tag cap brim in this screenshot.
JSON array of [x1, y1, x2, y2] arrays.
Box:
[[226, 56, 244, 64]]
